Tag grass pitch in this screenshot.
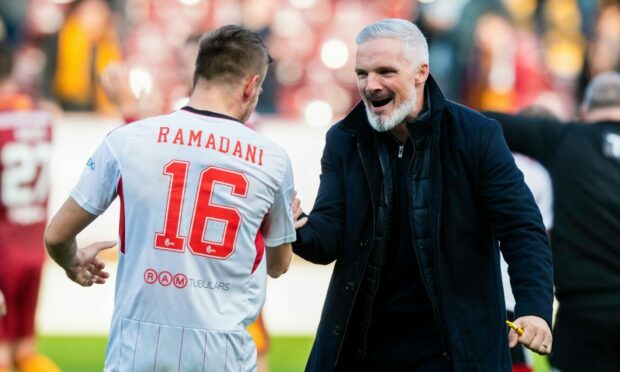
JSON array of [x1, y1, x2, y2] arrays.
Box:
[[38, 335, 550, 371], [38, 335, 313, 372]]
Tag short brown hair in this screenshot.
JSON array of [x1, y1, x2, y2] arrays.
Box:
[[193, 25, 272, 87]]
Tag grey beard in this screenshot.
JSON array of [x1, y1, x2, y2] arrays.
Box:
[[364, 95, 416, 132]]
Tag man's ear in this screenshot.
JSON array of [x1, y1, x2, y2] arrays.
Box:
[[242, 74, 261, 102], [415, 63, 429, 84]]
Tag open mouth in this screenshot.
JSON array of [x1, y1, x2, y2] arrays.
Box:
[[370, 97, 392, 108]]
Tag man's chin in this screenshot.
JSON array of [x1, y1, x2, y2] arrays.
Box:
[[366, 113, 399, 132]]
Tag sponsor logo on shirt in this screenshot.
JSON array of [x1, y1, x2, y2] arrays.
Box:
[[143, 268, 229, 291], [87, 158, 96, 170]]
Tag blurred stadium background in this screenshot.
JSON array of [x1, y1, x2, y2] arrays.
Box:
[[2, 0, 620, 370]]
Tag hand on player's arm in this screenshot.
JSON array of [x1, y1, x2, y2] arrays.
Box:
[[0, 289, 6, 317], [509, 315, 552, 355], [292, 191, 307, 229], [44, 197, 116, 287]]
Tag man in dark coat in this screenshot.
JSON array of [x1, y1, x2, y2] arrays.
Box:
[[292, 18, 553, 371], [486, 71, 620, 372]]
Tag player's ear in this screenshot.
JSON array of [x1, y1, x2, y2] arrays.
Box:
[[242, 74, 261, 102]]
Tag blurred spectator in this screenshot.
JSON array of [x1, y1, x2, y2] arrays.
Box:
[[43, 0, 122, 114], [579, 1, 620, 100], [0, 2, 27, 46], [450, 1, 553, 112], [0, 42, 59, 372], [486, 71, 620, 372]]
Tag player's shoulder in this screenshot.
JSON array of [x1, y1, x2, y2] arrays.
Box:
[[246, 128, 286, 155], [106, 112, 175, 138]]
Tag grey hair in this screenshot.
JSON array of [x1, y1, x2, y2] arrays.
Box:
[[583, 71, 620, 111], [355, 18, 429, 68]]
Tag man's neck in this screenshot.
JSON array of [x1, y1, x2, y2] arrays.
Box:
[[389, 123, 409, 143], [388, 84, 428, 143], [187, 84, 243, 121]]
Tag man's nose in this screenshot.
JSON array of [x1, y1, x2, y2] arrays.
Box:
[[366, 74, 383, 92]]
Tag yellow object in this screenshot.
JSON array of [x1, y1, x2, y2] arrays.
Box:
[[248, 312, 270, 354], [16, 353, 61, 372], [506, 320, 525, 335], [54, 14, 121, 113]]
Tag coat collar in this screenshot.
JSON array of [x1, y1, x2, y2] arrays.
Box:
[[339, 74, 447, 137]]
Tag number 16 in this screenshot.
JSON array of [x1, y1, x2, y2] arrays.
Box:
[[154, 161, 248, 260]]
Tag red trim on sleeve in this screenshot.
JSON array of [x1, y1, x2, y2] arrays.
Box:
[[251, 222, 266, 274], [118, 177, 126, 254]]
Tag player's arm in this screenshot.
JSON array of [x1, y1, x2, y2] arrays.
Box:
[[47, 135, 120, 287], [262, 155, 296, 278], [266, 243, 292, 278], [482, 111, 565, 166], [45, 197, 116, 287]]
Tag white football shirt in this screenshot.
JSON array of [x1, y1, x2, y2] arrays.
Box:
[[70, 107, 296, 372]]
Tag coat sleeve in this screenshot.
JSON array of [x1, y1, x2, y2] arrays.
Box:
[[479, 122, 554, 327], [483, 111, 565, 167], [292, 130, 345, 265]]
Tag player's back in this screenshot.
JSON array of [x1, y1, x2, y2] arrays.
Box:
[[0, 95, 51, 263], [72, 107, 295, 371]]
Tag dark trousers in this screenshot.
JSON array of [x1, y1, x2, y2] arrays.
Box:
[[336, 322, 453, 372], [549, 307, 620, 372], [336, 351, 453, 372]]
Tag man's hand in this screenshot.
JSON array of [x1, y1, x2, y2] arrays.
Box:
[[509, 315, 552, 355], [99, 63, 138, 114], [64, 241, 117, 287], [0, 289, 6, 317], [292, 191, 308, 229]]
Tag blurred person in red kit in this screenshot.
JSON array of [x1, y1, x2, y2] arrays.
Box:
[[0, 42, 60, 372]]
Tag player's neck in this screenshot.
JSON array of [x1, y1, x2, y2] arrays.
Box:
[[187, 84, 245, 122]]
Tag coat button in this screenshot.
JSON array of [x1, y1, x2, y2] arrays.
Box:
[[345, 282, 355, 291], [359, 239, 368, 247], [333, 325, 341, 336]]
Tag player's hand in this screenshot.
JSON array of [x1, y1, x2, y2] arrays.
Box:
[[509, 315, 552, 355], [0, 290, 6, 317], [65, 241, 117, 287], [292, 191, 307, 229], [99, 63, 139, 117]]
